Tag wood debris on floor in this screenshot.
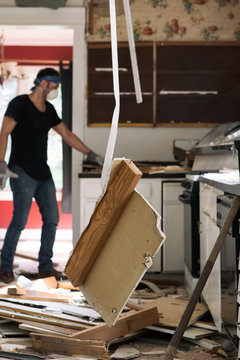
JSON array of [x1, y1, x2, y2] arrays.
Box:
[[0, 276, 237, 359]]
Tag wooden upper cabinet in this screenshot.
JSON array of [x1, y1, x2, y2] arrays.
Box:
[[156, 42, 240, 125], [87, 42, 153, 126], [87, 41, 240, 127]]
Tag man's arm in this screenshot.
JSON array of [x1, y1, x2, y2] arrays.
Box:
[[53, 122, 91, 155], [0, 116, 17, 161]]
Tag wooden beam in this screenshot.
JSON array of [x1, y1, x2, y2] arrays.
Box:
[[65, 159, 142, 286], [71, 307, 159, 341], [30, 333, 110, 359]]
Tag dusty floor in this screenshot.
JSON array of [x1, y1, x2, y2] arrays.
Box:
[[0, 234, 238, 360]]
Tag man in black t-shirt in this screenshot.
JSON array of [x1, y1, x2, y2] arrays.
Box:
[[0, 67, 104, 283]]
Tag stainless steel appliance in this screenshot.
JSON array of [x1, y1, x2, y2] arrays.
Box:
[[180, 121, 240, 294], [192, 121, 240, 171]]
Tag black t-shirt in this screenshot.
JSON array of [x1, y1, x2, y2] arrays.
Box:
[[5, 94, 62, 180]]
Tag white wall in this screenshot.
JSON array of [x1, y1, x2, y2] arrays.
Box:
[[84, 126, 210, 162]]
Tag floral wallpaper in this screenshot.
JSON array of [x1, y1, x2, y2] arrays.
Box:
[[87, 0, 240, 42]]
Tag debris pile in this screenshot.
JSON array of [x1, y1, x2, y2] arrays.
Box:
[[0, 276, 237, 359]]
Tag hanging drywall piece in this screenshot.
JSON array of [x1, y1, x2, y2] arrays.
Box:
[[79, 187, 164, 326], [72, 159, 165, 326], [65, 159, 165, 326]]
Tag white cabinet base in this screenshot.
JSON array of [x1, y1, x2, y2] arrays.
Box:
[[162, 181, 185, 273], [77, 177, 185, 273]]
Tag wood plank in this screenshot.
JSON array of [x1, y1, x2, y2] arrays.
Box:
[[142, 297, 208, 328], [65, 159, 142, 286], [0, 300, 93, 326], [193, 320, 218, 331], [0, 310, 90, 330], [19, 323, 73, 337], [18, 320, 77, 336], [0, 337, 32, 347], [57, 281, 79, 291], [0, 298, 101, 321], [71, 307, 159, 341], [187, 337, 222, 350], [30, 333, 110, 359], [125, 301, 143, 311], [0, 293, 72, 303], [79, 190, 165, 326]]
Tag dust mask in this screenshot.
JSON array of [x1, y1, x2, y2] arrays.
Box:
[[47, 88, 59, 100]]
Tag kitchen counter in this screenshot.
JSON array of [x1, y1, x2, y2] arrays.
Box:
[[79, 161, 189, 179], [78, 171, 187, 179], [200, 171, 240, 196]]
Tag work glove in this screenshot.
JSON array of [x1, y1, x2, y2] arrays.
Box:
[[0, 161, 19, 190], [86, 150, 104, 166]]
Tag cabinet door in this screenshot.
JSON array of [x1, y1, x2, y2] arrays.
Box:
[[156, 43, 240, 125], [79, 179, 102, 233], [199, 182, 223, 332], [162, 181, 184, 272], [88, 42, 154, 126]]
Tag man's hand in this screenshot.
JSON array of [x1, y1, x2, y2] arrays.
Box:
[[86, 151, 104, 166], [0, 161, 19, 190]]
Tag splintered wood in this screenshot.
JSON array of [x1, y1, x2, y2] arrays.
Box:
[[65, 159, 142, 286], [71, 307, 159, 341], [65, 159, 165, 326], [0, 278, 229, 359], [30, 333, 110, 359]]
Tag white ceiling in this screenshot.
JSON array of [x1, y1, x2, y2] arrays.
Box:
[[0, 0, 85, 7], [0, 0, 85, 46], [1, 26, 74, 46]]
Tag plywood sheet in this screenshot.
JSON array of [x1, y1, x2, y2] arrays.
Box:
[[142, 297, 208, 328], [80, 190, 165, 326]]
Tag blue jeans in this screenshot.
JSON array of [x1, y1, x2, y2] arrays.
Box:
[[0, 165, 59, 272]]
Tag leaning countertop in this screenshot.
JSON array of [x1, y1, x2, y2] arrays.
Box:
[[200, 170, 240, 196]]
